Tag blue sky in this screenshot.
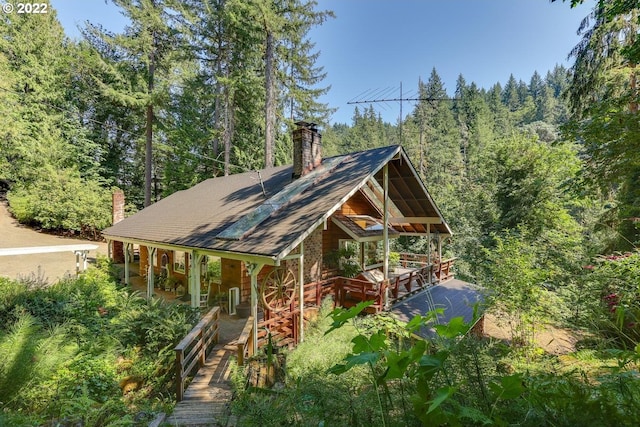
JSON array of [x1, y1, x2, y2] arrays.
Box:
[[50, 0, 594, 125]]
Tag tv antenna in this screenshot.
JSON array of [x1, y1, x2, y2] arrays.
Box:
[[347, 82, 456, 145]]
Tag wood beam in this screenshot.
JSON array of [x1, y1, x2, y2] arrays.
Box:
[[388, 217, 443, 225]]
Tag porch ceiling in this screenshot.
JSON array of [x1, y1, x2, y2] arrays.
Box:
[[331, 214, 401, 242], [372, 153, 451, 236]]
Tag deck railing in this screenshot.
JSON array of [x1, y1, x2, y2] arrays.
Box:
[[398, 252, 431, 268], [434, 258, 456, 283], [174, 306, 220, 401], [258, 310, 300, 349], [240, 256, 456, 355], [302, 278, 335, 306], [236, 316, 255, 366]]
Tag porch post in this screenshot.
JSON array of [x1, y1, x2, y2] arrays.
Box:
[[437, 232, 442, 262], [147, 247, 156, 300], [427, 227, 432, 284], [247, 262, 265, 352], [382, 164, 389, 307], [190, 252, 203, 308], [124, 242, 130, 285], [77, 250, 89, 272], [299, 242, 305, 343]]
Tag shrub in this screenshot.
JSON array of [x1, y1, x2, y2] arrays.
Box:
[[7, 168, 111, 235], [0, 265, 198, 423], [583, 251, 640, 348]]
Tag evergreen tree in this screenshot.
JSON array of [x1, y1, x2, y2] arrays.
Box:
[[409, 69, 462, 202], [0, 3, 111, 232], [502, 74, 521, 111], [562, 1, 640, 249], [83, 0, 185, 206]]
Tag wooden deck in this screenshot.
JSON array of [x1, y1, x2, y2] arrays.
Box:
[[391, 278, 483, 338]]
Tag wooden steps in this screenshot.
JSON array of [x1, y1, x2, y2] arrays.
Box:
[[165, 342, 239, 426]]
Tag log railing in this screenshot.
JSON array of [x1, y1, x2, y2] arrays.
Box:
[[302, 278, 335, 306], [238, 256, 457, 356], [236, 316, 255, 367], [174, 306, 220, 401]]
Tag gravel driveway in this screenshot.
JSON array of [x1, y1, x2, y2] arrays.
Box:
[[0, 202, 108, 283]]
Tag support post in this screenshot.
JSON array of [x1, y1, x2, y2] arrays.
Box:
[[124, 243, 130, 285], [437, 233, 442, 262], [147, 247, 156, 300], [246, 262, 264, 352], [190, 252, 203, 308], [75, 251, 80, 275], [382, 164, 389, 307], [299, 241, 304, 343]]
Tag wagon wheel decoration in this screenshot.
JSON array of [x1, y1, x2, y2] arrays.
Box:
[[260, 268, 297, 312]]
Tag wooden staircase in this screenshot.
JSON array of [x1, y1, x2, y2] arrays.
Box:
[[165, 342, 237, 426], [165, 309, 247, 427]]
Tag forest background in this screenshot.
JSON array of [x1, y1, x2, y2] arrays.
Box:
[[1, 0, 640, 425], [1, 0, 637, 267]]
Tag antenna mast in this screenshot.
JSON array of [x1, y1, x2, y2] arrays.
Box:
[[347, 82, 455, 145]]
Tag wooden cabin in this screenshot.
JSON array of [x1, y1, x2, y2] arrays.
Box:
[[103, 122, 453, 349]]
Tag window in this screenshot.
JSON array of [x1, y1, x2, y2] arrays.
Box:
[[174, 251, 186, 273], [364, 241, 383, 269]]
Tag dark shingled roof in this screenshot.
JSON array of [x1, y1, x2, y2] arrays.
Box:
[[103, 145, 451, 262]]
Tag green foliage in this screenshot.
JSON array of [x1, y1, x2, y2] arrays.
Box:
[[234, 300, 640, 426], [7, 169, 112, 233], [0, 261, 200, 424], [324, 245, 361, 278], [0, 314, 78, 412], [581, 251, 640, 348]]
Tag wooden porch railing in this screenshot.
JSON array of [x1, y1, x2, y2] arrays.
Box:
[[334, 277, 388, 313], [434, 258, 456, 283], [235, 257, 456, 356], [236, 316, 255, 367], [174, 306, 220, 401], [258, 310, 300, 349], [398, 252, 431, 268], [302, 278, 335, 306]]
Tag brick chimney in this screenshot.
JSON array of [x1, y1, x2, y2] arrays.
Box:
[[111, 190, 125, 263], [112, 190, 125, 225], [292, 121, 322, 178]]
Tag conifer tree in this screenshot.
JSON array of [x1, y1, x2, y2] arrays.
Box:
[[83, 0, 184, 206]]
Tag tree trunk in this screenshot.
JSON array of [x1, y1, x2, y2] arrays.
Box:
[[223, 85, 233, 176], [145, 104, 153, 207], [264, 28, 275, 169], [145, 36, 156, 207]]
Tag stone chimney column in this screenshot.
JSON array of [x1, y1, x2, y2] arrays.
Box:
[[292, 121, 322, 178]]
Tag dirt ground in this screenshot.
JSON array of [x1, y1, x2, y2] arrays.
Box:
[[0, 201, 108, 282], [483, 311, 580, 355]]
